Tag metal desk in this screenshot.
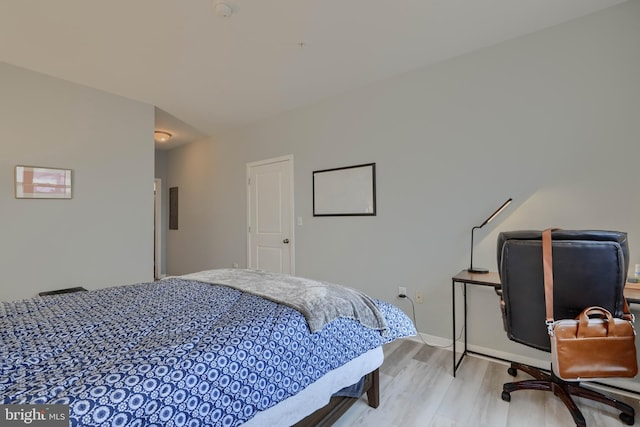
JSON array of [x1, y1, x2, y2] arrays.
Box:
[[451, 270, 501, 377], [452, 269, 640, 377]]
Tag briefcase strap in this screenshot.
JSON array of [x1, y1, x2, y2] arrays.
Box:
[[542, 228, 633, 329], [542, 228, 555, 325]]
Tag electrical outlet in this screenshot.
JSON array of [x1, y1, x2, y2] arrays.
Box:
[[398, 286, 407, 297], [415, 290, 423, 304]]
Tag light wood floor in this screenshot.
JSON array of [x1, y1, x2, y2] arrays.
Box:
[[332, 339, 640, 427]]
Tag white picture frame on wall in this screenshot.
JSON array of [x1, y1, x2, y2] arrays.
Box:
[[15, 165, 72, 199]]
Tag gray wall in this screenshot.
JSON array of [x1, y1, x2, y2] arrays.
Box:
[[0, 62, 155, 301], [166, 2, 640, 381]]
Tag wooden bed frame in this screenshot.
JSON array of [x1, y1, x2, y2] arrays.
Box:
[[293, 368, 380, 426]]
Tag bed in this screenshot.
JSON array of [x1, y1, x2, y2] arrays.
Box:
[[1, 269, 416, 426]]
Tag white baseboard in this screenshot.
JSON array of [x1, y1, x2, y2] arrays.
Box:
[[404, 332, 640, 397]]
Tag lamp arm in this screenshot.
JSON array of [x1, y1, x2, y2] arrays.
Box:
[[479, 198, 512, 227]]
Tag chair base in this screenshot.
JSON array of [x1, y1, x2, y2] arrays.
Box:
[[501, 362, 635, 427]]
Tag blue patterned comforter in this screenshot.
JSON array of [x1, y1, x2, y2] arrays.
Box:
[[1, 278, 416, 426]]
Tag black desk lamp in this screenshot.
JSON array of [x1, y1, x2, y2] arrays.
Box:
[[468, 198, 512, 274]]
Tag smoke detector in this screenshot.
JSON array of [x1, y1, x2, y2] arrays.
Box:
[[214, 2, 233, 18]]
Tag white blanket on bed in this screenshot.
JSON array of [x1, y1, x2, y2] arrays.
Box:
[[178, 269, 388, 333]]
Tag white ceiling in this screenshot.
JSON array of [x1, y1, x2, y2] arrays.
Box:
[[0, 0, 627, 150]]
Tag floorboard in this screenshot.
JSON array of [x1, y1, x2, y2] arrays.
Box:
[[332, 339, 640, 427]]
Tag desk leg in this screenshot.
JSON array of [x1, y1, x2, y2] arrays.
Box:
[[452, 278, 456, 377], [453, 280, 469, 377], [464, 282, 468, 356]]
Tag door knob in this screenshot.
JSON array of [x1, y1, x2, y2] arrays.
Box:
[[283, 239, 290, 244]]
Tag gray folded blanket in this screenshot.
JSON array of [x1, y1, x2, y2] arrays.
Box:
[[178, 269, 388, 334]]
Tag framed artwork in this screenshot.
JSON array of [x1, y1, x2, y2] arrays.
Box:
[[313, 163, 376, 216], [15, 165, 72, 199]]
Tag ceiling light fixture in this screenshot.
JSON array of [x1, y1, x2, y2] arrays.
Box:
[[154, 131, 172, 143]]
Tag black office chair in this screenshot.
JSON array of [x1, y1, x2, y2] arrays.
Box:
[[497, 230, 636, 426]]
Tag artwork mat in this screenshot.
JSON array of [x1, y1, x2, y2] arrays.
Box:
[[313, 163, 376, 216]]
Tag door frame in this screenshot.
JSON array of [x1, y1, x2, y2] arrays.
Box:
[[246, 155, 295, 274], [154, 178, 163, 279]]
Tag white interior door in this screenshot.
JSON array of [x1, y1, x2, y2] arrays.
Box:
[[247, 155, 294, 274]]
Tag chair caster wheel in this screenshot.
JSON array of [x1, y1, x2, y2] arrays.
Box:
[[501, 391, 511, 402], [619, 413, 634, 425], [507, 367, 517, 377]]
